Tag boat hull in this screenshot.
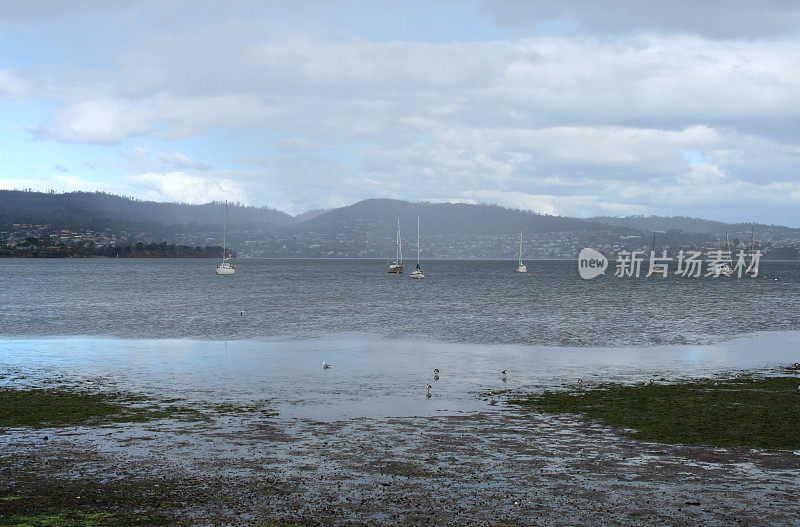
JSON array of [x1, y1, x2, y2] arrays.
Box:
[[216, 263, 235, 275], [516, 265, 527, 273], [388, 264, 404, 274], [410, 269, 424, 279]]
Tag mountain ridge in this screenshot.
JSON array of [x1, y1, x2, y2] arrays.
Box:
[[3, 190, 800, 241]]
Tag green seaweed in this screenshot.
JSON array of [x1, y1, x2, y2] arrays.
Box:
[[0, 387, 279, 428], [510, 375, 800, 449], [0, 511, 179, 526]]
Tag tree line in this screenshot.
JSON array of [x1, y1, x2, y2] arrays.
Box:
[[0, 238, 235, 258]]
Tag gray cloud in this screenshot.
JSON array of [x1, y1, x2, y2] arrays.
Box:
[[479, 0, 800, 39], [2, 1, 800, 223]]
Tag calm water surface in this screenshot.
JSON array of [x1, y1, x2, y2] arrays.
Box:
[[1, 259, 799, 418]]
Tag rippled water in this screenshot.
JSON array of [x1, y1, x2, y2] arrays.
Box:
[[1, 258, 800, 418], [1, 258, 799, 346]]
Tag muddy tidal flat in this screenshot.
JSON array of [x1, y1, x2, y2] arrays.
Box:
[[2, 334, 800, 525], [2, 392, 800, 525]]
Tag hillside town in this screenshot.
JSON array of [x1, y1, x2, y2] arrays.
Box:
[[3, 221, 798, 260]]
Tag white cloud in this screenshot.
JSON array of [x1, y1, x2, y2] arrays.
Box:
[[32, 100, 151, 144], [125, 172, 250, 205], [157, 151, 209, 170], [0, 69, 30, 98], [0, 174, 112, 193]]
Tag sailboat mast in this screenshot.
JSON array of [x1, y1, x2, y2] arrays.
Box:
[[519, 231, 523, 265], [751, 227, 755, 252], [222, 200, 227, 260], [417, 213, 420, 265], [396, 216, 400, 263], [399, 218, 403, 264]]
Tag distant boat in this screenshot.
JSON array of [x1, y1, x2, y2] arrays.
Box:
[[516, 231, 527, 273], [648, 233, 665, 275], [216, 200, 235, 275], [410, 213, 425, 279], [748, 227, 758, 275], [712, 232, 732, 276], [387, 215, 404, 274]]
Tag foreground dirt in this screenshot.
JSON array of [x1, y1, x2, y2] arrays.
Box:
[[1, 407, 799, 526]]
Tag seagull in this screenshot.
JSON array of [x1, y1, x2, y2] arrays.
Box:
[[322, 361, 332, 369], [501, 370, 507, 375], [434, 368, 439, 375], [240, 311, 245, 316], [426, 384, 432, 398]]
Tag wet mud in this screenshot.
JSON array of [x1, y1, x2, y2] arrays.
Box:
[[2, 406, 799, 525]]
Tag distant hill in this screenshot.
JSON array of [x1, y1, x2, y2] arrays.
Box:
[[294, 198, 629, 236], [2, 191, 799, 258], [0, 190, 293, 232], [587, 215, 800, 239], [291, 208, 331, 223]]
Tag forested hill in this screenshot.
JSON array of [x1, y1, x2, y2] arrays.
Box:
[[588, 215, 800, 239], [293, 198, 630, 236], [0, 190, 293, 231], [3, 191, 799, 251]]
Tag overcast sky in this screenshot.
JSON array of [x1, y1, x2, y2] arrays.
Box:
[[1, 1, 799, 224]]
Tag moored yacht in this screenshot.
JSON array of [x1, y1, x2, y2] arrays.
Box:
[[216, 200, 236, 275], [388, 216, 404, 274], [516, 231, 527, 273], [410, 213, 425, 279]]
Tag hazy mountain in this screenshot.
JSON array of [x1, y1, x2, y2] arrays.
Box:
[[291, 208, 331, 223], [294, 198, 629, 236], [587, 215, 800, 239], [3, 192, 799, 259], [0, 190, 293, 231]]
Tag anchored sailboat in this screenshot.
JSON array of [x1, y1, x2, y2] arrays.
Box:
[[410, 213, 425, 279], [648, 233, 665, 275], [387, 216, 404, 274], [516, 231, 527, 273], [215, 200, 235, 275], [748, 227, 759, 275], [712, 232, 733, 276]]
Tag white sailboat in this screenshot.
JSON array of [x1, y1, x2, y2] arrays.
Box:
[[748, 227, 758, 275], [516, 230, 527, 273], [387, 216, 404, 274], [410, 213, 425, 279], [215, 200, 235, 275], [648, 233, 665, 275], [712, 232, 732, 276]]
